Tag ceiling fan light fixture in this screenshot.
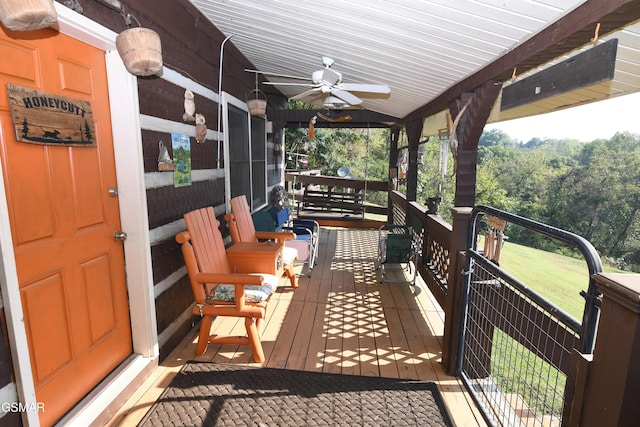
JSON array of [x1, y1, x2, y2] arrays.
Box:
[[323, 96, 347, 109]]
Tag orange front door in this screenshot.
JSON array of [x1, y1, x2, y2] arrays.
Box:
[[0, 27, 132, 425]]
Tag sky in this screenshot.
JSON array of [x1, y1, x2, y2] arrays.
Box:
[[484, 91, 640, 143]]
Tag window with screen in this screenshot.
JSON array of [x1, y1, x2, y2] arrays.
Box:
[[223, 92, 267, 211]]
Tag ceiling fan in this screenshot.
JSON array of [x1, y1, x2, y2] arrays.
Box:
[[247, 57, 390, 109]]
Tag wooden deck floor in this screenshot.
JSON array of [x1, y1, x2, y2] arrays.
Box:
[[107, 227, 487, 426]]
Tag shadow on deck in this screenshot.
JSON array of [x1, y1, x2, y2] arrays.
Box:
[[106, 227, 486, 426]]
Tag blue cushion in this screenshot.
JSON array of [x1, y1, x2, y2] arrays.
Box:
[[252, 211, 276, 232], [275, 208, 289, 228], [293, 219, 315, 229]]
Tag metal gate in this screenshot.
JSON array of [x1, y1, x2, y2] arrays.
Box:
[[459, 206, 603, 427]]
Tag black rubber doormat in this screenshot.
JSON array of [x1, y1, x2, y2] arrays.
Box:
[[138, 362, 454, 426]]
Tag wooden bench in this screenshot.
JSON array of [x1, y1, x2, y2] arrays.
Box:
[[300, 188, 364, 215]]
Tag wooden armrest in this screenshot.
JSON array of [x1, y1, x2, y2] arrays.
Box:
[[255, 231, 296, 241], [194, 272, 264, 285], [176, 230, 190, 244]]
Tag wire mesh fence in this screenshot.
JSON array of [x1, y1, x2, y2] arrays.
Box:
[[461, 256, 578, 426], [459, 206, 602, 427]]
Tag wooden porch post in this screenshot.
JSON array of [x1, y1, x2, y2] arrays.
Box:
[[450, 81, 502, 207], [405, 118, 423, 203], [442, 207, 473, 374], [564, 273, 640, 427]]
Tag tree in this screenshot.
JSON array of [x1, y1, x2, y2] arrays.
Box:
[[21, 118, 30, 138], [479, 128, 515, 147], [546, 132, 640, 269], [285, 121, 390, 206], [83, 120, 94, 143], [475, 130, 640, 271], [286, 114, 640, 271]]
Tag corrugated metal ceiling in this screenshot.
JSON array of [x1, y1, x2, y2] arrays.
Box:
[[189, 0, 640, 125]]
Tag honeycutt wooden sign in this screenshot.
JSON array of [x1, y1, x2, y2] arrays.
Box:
[[7, 84, 97, 147]]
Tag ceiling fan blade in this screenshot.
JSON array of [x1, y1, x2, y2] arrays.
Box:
[[291, 88, 322, 101], [244, 68, 311, 81], [263, 82, 316, 87], [339, 83, 390, 94], [331, 89, 363, 106]]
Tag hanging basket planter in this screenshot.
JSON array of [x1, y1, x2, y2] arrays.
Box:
[[116, 27, 163, 76], [0, 0, 58, 31], [247, 89, 267, 118]]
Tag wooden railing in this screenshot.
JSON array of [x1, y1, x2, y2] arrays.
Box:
[[390, 192, 451, 306], [285, 172, 388, 217], [388, 190, 471, 372], [301, 189, 364, 215]]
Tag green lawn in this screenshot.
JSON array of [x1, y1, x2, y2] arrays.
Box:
[[492, 240, 622, 321]]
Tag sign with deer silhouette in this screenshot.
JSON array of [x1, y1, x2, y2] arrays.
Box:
[[6, 84, 96, 146]]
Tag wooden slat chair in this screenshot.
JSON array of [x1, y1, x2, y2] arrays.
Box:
[[176, 206, 283, 363], [225, 195, 298, 288]]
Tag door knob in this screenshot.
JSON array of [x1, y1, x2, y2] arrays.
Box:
[[114, 231, 127, 241]]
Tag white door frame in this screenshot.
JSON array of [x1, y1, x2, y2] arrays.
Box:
[[0, 5, 158, 426]]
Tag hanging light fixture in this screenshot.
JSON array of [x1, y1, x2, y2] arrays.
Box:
[[247, 73, 267, 118], [115, 8, 163, 76], [0, 0, 58, 31]]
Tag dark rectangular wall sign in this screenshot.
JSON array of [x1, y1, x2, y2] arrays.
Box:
[[501, 38, 618, 111]]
